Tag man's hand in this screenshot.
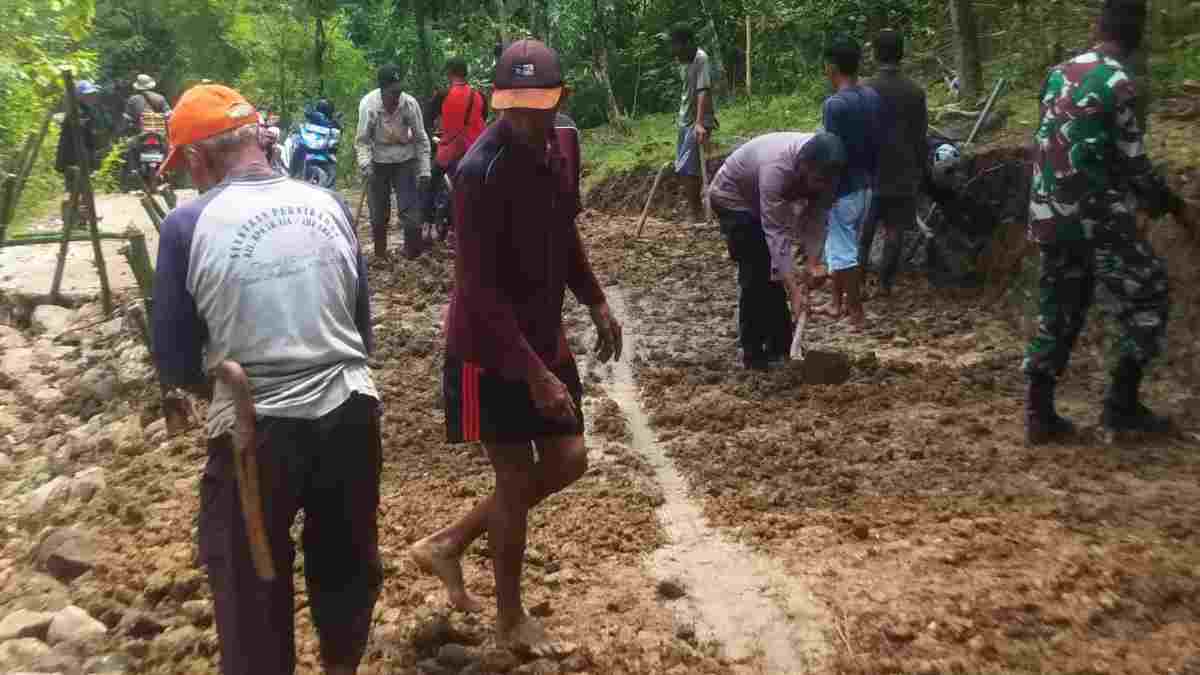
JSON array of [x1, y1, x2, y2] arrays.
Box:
[[693, 123, 709, 147], [589, 302, 624, 364], [529, 368, 577, 424]]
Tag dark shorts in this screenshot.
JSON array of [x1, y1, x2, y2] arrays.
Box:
[[874, 194, 917, 228], [444, 357, 584, 444]]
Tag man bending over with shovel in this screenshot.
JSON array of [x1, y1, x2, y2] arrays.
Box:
[[152, 84, 381, 675], [708, 132, 846, 370]]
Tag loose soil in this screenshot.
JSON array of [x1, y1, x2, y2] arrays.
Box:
[[2, 99, 1199, 674]]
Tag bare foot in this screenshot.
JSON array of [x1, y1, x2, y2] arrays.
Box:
[[812, 303, 843, 319], [409, 537, 482, 613], [497, 614, 563, 658]]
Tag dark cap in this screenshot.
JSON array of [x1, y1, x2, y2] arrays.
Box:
[[798, 132, 848, 170], [378, 64, 403, 91], [492, 39, 563, 111]]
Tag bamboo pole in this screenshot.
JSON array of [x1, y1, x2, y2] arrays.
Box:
[[635, 161, 672, 238], [14, 107, 55, 208], [120, 227, 155, 349], [140, 195, 164, 232], [6, 233, 129, 248], [50, 168, 84, 300], [62, 70, 113, 316], [0, 176, 15, 245]]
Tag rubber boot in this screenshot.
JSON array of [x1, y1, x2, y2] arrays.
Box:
[[1101, 358, 1172, 433], [1025, 374, 1076, 446]]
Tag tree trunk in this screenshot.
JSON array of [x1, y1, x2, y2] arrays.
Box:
[[314, 15, 326, 95], [592, 0, 623, 125], [414, 0, 434, 97], [949, 0, 983, 101], [493, 0, 509, 43]]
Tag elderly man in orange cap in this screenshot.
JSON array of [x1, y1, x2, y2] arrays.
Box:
[[152, 83, 381, 675]]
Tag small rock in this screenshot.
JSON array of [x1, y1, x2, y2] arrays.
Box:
[[143, 419, 167, 445], [656, 577, 687, 600], [967, 634, 986, 652], [480, 648, 520, 672], [409, 612, 452, 651], [516, 658, 560, 675], [70, 467, 107, 503], [23, 476, 71, 517], [436, 643, 472, 668], [883, 623, 916, 642], [47, 605, 107, 645], [543, 560, 561, 574], [0, 637, 52, 669], [83, 652, 132, 673], [35, 527, 100, 583], [0, 609, 55, 641], [560, 651, 593, 673], [118, 610, 165, 639], [0, 451, 12, 468], [529, 601, 553, 618], [142, 571, 173, 605], [31, 305, 74, 337], [152, 625, 200, 655], [180, 600, 212, 628], [99, 318, 124, 339], [78, 368, 118, 404], [674, 623, 696, 643], [417, 657, 451, 674]]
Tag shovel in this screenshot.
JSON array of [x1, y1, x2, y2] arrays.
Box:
[[210, 361, 276, 582], [790, 310, 808, 362]]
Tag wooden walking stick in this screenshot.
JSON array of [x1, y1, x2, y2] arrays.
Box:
[[210, 361, 276, 581], [353, 185, 369, 230]]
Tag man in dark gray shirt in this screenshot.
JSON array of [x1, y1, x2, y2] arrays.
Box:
[[862, 30, 928, 297]]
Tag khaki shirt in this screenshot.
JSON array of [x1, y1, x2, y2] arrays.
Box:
[[354, 89, 431, 177]]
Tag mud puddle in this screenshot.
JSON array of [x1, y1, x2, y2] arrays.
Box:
[[600, 287, 830, 673]]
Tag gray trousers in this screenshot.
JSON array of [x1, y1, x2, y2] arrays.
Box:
[[368, 159, 420, 256]]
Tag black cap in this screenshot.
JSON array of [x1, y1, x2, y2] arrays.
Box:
[[492, 40, 563, 111]]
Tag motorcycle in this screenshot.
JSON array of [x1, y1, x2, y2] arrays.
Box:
[[282, 110, 342, 188], [123, 111, 170, 192]]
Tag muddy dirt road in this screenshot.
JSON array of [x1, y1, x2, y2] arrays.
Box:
[[1, 176, 1198, 674]]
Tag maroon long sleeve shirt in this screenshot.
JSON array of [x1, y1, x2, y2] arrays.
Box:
[[444, 117, 605, 381]]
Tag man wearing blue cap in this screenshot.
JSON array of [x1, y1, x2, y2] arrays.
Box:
[[55, 80, 102, 191]]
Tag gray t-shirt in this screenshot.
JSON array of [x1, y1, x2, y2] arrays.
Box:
[[679, 48, 717, 129], [152, 175, 378, 438]]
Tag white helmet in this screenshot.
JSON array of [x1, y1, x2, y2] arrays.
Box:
[[934, 143, 960, 165]]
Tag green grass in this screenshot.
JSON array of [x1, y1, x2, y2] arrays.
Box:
[[580, 86, 825, 193]]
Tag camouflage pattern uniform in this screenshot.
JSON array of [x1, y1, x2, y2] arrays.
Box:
[[1022, 48, 1177, 379]]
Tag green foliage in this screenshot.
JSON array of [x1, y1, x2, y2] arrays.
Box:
[[93, 138, 130, 194]]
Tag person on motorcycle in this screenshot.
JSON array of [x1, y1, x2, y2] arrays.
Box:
[[355, 64, 432, 260], [288, 99, 343, 181], [55, 80, 102, 192], [123, 74, 171, 135]]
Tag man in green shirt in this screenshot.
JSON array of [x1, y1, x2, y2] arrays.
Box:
[[1023, 0, 1196, 444], [670, 23, 717, 223]]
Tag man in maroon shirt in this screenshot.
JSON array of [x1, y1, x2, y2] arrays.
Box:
[[409, 40, 622, 656]]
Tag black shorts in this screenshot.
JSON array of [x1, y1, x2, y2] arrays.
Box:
[[874, 195, 917, 228], [444, 357, 584, 444]]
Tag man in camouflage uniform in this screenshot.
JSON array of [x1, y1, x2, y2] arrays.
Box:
[[1023, 0, 1196, 445]]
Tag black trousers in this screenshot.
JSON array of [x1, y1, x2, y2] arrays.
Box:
[[368, 160, 421, 256], [717, 207, 793, 364], [200, 394, 383, 675]]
